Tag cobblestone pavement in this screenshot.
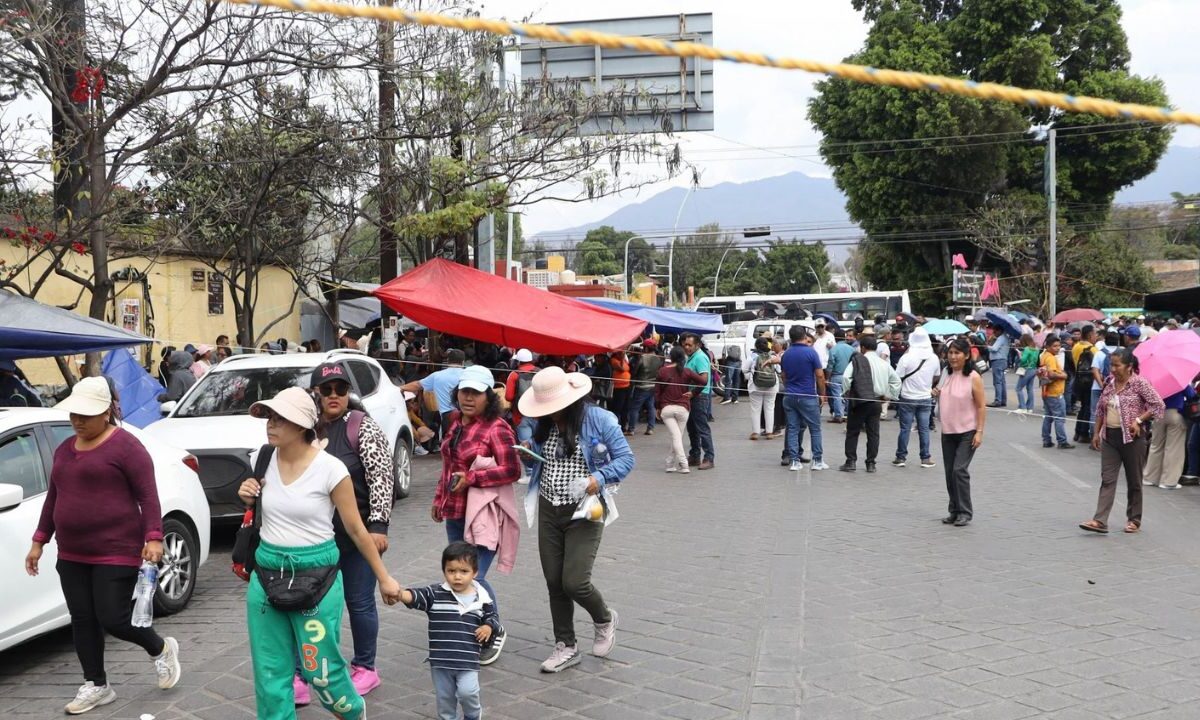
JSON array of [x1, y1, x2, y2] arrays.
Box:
[[6, 390, 1200, 719]]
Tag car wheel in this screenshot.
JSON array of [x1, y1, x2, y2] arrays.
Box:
[[393, 433, 412, 501], [154, 517, 198, 616]]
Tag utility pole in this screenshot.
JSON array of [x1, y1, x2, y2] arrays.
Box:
[[1047, 128, 1057, 318], [378, 0, 398, 320]]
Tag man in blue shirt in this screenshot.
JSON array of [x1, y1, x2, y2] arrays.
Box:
[[780, 326, 828, 471], [825, 330, 855, 423], [987, 325, 1011, 407], [681, 333, 715, 470], [402, 348, 466, 437]]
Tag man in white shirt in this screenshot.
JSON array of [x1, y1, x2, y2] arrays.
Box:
[[892, 327, 940, 468], [812, 319, 836, 377]]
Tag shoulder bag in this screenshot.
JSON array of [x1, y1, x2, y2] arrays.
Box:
[[231, 444, 272, 581]]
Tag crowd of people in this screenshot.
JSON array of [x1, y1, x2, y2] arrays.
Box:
[[18, 307, 1200, 717]]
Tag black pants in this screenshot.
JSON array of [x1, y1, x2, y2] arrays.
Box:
[[941, 432, 976, 519], [1074, 390, 1093, 442], [57, 559, 165, 685], [610, 387, 631, 431], [538, 497, 611, 646], [844, 401, 881, 463]]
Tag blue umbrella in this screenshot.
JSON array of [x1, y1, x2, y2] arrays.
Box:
[[922, 318, 969, 336], [814, 312, 841, 330], [984, 311, 1022, 339]]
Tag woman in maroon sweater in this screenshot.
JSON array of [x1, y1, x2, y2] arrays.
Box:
[[654, 346, 706, 474], [24, 377, 181, 715]]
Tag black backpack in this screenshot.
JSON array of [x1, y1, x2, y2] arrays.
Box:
[[514, 370, 535, 404], [1074, 348, 1094, 396]]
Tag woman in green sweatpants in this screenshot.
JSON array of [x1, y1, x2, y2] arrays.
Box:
[[239, 387, 402, 720]]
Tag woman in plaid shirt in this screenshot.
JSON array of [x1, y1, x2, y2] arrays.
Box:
[[433, 365, 521, 665]]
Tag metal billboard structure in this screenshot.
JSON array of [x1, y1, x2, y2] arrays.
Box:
[[519, 14, 715, 135]]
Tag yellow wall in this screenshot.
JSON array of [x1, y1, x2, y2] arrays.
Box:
[[1, 246, 302, 386], [631, 282, 659, 306], [546, 255, 566, 273]]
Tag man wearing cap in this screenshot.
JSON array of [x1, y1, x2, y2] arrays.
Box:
[[1123, 325, 1142, 347], [505, 349, 541, 475], [0, 359, 43, 407], [627, 339, 663, 435], [402, 348, 466, 437]]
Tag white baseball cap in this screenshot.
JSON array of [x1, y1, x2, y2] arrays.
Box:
[[458, 365, 494, 393], [514, 348, 534, 363], [249, 387, 319, 429], [56, 376, 113, 416]]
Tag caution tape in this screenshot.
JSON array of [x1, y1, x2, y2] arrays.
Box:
[[226, 0, 1199, 127]]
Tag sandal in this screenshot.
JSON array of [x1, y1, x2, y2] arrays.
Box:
[[1124, 521, 1141, 534], [749, 433, 760, 441], [1079, 520, 1108, 534]]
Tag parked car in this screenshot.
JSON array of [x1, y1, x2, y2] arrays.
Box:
[[0, 408, 211, 652], [707, 319, 817, 376], [146, 349, 414, 520]]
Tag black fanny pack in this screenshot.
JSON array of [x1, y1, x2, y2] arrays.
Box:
[[257, 565, 339, 612]]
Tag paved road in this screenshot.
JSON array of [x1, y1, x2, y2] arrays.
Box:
[[5, 391, 1200, 719]]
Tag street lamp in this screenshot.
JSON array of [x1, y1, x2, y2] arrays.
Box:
[[623, 234, 638, 300], [667, 185, 696, 308], [713, 244, 735, 298]]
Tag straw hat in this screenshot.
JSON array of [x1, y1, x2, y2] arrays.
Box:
[[517, 366, 592, 418]]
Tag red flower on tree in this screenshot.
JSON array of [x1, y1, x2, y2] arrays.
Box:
[[70, 66, 105, 104], [71, 242, 87, 255]]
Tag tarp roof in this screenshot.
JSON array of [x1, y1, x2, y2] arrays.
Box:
[[578, 297, 724, 335], [373, 259, 646, 355], [1143, 286, 1200, 315], [0, 291, 153, 361]]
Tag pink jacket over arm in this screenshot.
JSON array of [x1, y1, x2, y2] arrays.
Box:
[[464, 459, 521, 574]]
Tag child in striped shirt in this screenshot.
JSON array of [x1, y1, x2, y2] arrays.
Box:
[[400, 542, 501, 720]]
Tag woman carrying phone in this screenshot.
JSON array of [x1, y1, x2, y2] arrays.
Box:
[[432, 365, 521, 665], [931, 338, 986, 527]]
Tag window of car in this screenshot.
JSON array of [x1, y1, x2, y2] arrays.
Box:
[[0, 432, 47, 499], [173, 367, 310, 418], [347, 361, 381, 397], [47, 424, 75, 450]]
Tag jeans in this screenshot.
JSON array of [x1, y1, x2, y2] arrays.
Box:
[[724, 366, 742, 400], [627, 388, 656, 432], [339, 543, 380, 669], [431, 667, 481, 720], [827, 374, 845, 418], [57, 560, 166, 686], [895, 397, 933, 461], [990, 362, 1007, 405], [942, 431, 976, 519], [445, 518, 499, 616], [686, 393, 715, 463], [1015, 370, 1037, 410], [783, 394, 823, 463], [516, 416, 537, 472], [1042, 395, 1068, 445]]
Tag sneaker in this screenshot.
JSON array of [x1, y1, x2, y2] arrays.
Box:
[[789, 460, 802, 471], [1058, 443, 1076, 450], [1043, 442, 1054, 448], [351, 665, 381, 695], [1159, 483, 1181, 490], [480, 627, 506, 666], [1181, 475, 1200, 486], [839, 462, 856, 473], [294, 674, 311, 706], [720, 398, 733, 405], [892, 458, 906, 467], [65, 682, 116, 715], [540, 642, 581, 673], [811, 461, 830, 471], [920, 459, 936, 469], [678, 463, 691, 474], [592, 609, 618, 657], [865, 462, 877, 473], [154, 637, 181, 690], [644, 429, 654, 436], [665, 463, 677, 473], [413, 445, 430, 456]]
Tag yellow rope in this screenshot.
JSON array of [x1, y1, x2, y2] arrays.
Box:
[[225, 0, 1198, 127]]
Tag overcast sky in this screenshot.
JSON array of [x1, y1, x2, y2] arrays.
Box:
[[484, 0, 1200, 236]]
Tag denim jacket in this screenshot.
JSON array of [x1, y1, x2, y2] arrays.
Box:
[[525, 404, 634, 516]]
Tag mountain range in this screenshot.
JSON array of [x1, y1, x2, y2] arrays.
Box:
[[537, 144, 1200, 263]]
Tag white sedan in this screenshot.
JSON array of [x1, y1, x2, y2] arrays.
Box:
[[0, 408, 211, 652]]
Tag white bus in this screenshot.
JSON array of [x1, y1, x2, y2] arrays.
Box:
[[693, 290, 912, 323]]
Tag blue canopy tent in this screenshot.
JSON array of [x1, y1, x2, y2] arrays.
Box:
[[578, 298, 725, 335], [101, 349, 165, 428], [0, 291, 152, 360]]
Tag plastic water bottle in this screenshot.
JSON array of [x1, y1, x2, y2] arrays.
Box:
[[131, 561, 158, 628]]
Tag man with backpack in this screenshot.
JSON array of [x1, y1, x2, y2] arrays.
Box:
[[720, 342, 743, 405], [1072, 325, 1097, 444], [504, 349, 540, 478], [840, 337, 901, 473]]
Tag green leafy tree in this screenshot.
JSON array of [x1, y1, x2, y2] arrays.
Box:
[[578, 226, 656, 290], [574, 239, 621, 276], [809, 0, 1171, 314], [748, 242, 832, 295]]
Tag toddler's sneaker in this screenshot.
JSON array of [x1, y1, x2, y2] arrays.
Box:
[[593, 609, 618, 657], [540, 642, 581, 673], [65, 682, 116, 715], [351, 665, 381, 696], [293, 674, 310, 706]]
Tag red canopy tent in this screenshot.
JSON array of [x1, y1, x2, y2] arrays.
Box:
[[372, 259, 647, 355]]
